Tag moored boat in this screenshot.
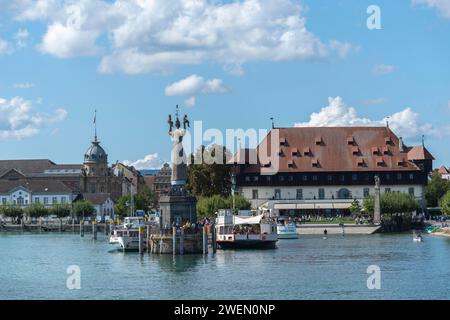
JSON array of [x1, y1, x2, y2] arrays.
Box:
[[277, 221, 298, 239], [110, 217, 147, 251], [215, 210, 278, 249]]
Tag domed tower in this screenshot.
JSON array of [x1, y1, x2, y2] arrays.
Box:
[[83, 138, 109, 177]]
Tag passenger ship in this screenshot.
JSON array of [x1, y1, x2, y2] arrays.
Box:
[[109, 217, 147, 251], [277, 219, 299, 239], [215, 210, 278, 249]]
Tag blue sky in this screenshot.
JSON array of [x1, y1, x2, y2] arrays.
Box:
[[0, 0, 449, 169]]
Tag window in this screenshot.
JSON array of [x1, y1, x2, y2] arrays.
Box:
[[288, 176, 294, 182], [44, 197, 49, 205], [327, 175, 333, 182], [318, 188, 325, 200], [34, 198, 40, 204], [385, 188, 391, 193], [252, 190, 258, 200], [296, 189, 303, 200], [245, 176, 250, 182], [340, 175, 345, 182], [2, 198, 6, 205], [279, 176, 285, 182], [409, 173, 414, 180], [266, 176, 271, 182], [61, 197, 67, 204], [52, 197, 57, 204], [363, 188, 370, 198], [253, 176, 259, 182], [274, 189, 281, 200], [397, 173, 402, 180], [409, 188, 415, 197], [312, 175, 318, 181], [352, 174, 358, 181], [385, 174, 391, 181], [302, 175, 307, 181]]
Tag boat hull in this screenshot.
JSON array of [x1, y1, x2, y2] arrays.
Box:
[[277, 233, 298, 239], [217, 240, 277, 250], [117, 236, 147, 251]]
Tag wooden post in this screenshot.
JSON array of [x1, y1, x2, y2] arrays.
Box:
[[203, 226, 208, 255], [172, 227, 177, 255], [211, 223, 217, 254], [80, 220, 84, 237], [72, 218, 75, 233], [39, 217, 42, 234], [147, 225, 151, 253], [180, 227, 184, 255], [92, 220, 97, 240], [59, 219, 63, 233], [138, 226, 144, 255]]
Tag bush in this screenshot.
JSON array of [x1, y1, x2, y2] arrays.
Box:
[[363, 192, 419, 215], [439, 190, 450, 216], [196, 195, 251, 218]]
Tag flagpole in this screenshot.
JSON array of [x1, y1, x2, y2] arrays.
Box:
[[94, 110, 97, 141]]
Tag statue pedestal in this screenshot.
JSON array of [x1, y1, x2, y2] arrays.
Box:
[[159, 194, 197, 227]]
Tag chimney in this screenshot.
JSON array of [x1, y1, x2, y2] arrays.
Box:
[[399, 137, 404, 152]]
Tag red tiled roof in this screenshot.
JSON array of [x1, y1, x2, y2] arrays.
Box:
[[438, 166, 450, 174], [235, 127, 431, 173], [406, 146, 435, 161]]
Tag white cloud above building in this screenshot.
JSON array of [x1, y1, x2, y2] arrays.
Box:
[[123, 153, 164, 170]]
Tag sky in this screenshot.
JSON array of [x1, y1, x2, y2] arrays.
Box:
[[0, 0, 449, 169]]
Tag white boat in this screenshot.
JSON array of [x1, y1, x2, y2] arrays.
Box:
[[413, 233, 424, 242], [215, 210, 278, 249], [277, 221, 298, 239], [110, 217, 147, 251]]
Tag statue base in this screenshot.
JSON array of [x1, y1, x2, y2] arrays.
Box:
[[159, 193, 197, 228]]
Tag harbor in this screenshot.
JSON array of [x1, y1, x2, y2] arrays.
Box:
[[0, 231, 449, 300]]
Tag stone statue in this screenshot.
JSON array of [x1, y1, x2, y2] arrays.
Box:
[[183, 115, 190, 129], [167, 115, 173, 133], [168, 105, 188, 191]]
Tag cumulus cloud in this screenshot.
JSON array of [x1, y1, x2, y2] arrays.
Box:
[[0, 96, 67, 141], [294, 96, 440, 139], [123, 153, 164, 170], [413, 0, 450, 18], [165, 74, 228, 106], [372, 64, 395, 75], [6, 0, 355, 74]]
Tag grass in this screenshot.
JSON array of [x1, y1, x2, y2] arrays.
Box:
[[301, 218, 358, 225]]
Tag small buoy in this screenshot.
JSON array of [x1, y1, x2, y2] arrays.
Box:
[[323, 237, 328, 240]]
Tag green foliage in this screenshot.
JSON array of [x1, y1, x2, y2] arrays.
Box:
[[425, 171, 450, 207], [196, 195, 251, 218], [439, 190, 450, 216], [26, 203, 49, 218], [73, 200, 96, 218], [187, 144, 232, 198], [0, 204, 23, 218], [50, 204, 72, 219], [114, 187, 158, 218], [363, 192, 419, 215], [349, 199, 362, 214]]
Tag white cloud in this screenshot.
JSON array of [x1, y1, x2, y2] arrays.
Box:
[[372, 64, 395, 75], [0, 37, 12, 54], [123, 153, 164, 170], [294, 96, 439, 139], [165, 74, 229, 107], [13, 82, 34, 89], [7, 0, 354, 74], [413, 0, 450, 18], [39, 23, 100, 58], [329, 40, 359, 59], [0, 96, 67, 141], [14, 28, 29, 48], [362, 97, 387, 106]]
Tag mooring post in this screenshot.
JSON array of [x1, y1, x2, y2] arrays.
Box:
[[211, 223, 217, 254], [92, 220, 97, 240], [180, 227, 184, 255], [138, 226, 144, 255], [203, 226, 208, 255], [172, 227, 177, 255], [80, 220, 84, 237], [72, 218, 75, 233], [39, 217, 42, 234], [147, 225, 151, 253], [59, 219, 63, 233]]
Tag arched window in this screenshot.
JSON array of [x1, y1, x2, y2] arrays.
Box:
[[337, 188, 352, 199]]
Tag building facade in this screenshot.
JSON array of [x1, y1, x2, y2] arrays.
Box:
[[144, 163, 171, 196], [233, 127, 434, 216]]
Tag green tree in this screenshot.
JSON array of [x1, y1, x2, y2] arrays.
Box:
[[439, 190, 450, 216], [226, 195, 252, 213], [349, 199, 362, 214], [363, 193, 419, 215], [26, 203, 49, 222], [196, 195, 251, 218], [425, 171, 450, 207], [114, 189, 156, 218], [51, 204, 72, 219], [73, 200, 96, 219], [0, 205, 23, 221], [187, 144, 232, 198]]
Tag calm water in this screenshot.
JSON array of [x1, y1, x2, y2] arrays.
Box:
[[0, 232, 449, 300]]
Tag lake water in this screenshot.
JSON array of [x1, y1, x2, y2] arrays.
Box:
[[0, 232, 449, 300]]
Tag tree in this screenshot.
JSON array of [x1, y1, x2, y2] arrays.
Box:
[[114, 188, 158, 218], [0, 205, 23, 221], [73, 200, 96, 219], [349, 199, 362, 214], [187, 144, 232, 198], [51, 204, 72, 219], [196, 195, 251, 218], [439, 190, 450, 216], [363, 193, 419, 215], [425, 171, 450, 207], [139, 186, 158, 211], [26, 203, 49, 222]]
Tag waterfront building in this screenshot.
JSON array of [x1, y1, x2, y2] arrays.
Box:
[[438, 166, 450, 180], [82, 193, 115, 220], [143, 163, 172, 197], [0, 133, 124, 215], [112, 162, 146, 195], [232, 127, 434, 216]]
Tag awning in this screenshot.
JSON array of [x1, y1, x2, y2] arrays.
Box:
[[233, 215, 263, 225], [273, 203, 353, 210]]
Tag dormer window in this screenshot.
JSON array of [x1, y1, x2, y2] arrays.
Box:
[[397, 158, 406, 167], [384, 136, 393, 145], [382, 146, 390, 155], [357, 158, 365, 167], [376, 157, 385, 167], [303, 147, 312, 156], [352, 146, 360, 155], [347, 136, 355, 145], [287, 160, 294, 168], [291, 148, 300, 156], [312, 159, 320, 168], [315, 136, 323, 145], [372, 147, 380, 155], [279, 137, 287, 146]]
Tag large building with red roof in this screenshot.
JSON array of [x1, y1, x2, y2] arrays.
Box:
[[232, 126, 434, 215]]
